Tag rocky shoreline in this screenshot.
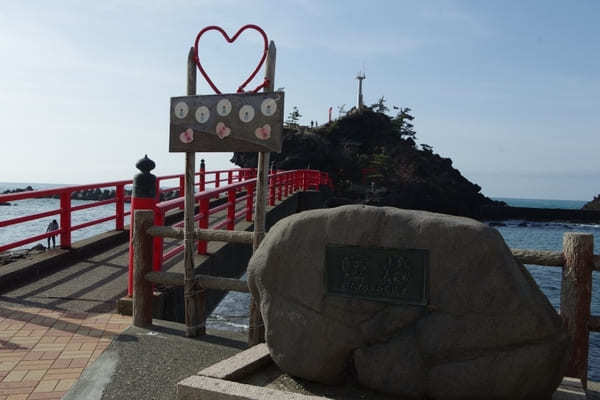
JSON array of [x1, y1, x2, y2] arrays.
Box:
[[0, 245, 47, 266], [1, 186, 182, 205]]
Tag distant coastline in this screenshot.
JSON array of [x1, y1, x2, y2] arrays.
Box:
[[492, 197, 586, 210]]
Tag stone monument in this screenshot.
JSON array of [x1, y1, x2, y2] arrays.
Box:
[[247, 205, 569, 399]]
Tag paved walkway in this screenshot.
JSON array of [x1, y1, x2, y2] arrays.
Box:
[[0, 195, 295, 399], [0, 306, 130, 399]]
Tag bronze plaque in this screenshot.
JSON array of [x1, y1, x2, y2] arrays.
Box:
[[169, 91, 284, 153], [325, 245, 428, 305]]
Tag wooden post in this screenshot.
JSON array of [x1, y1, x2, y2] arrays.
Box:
[[133, 210, 154, 327], [248, 40, 276, 346], [184, 47, 204, 337], [561, 232, 593, 388], [128, 155, 157, 296]]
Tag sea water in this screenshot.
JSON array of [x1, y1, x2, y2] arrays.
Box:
[[1, 185, 599, 380]]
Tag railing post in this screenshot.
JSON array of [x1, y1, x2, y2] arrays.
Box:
[[115, 184, 125, 230], [277, 173, 282, 201], [154, 179, 161, 202], [284, 174, 289, 197], [302, 170, 307, 190], [179, 176, 185, 197], [561, 232, 593, 388], [128, 155, 157, 297], [269, 175, 275, 206], [227, 189, 235, 230], [215, 172, 220, 188], [246, 184, 254, 222], [293, 171, 298, 192], [59, 191, 71, 249], [133, 209, 154, 328], [197, 197, 209, 254], [199, 159, 206, 192], [228, 171, 233, 185]]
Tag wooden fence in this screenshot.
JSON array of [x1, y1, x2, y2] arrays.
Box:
[[512, 232, 599, 388]]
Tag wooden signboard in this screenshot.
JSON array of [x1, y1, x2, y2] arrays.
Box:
[[169, 91, 284, 153]]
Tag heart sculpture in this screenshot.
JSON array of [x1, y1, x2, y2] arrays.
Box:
[[194, 25, 269, 94]]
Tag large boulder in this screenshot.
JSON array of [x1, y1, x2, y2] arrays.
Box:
[[247, 205, 569, 399]]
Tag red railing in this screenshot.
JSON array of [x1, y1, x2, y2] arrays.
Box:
[[0, 168, 330, 256], [0, 180, 131, 253], [151, 169, 330, 273]]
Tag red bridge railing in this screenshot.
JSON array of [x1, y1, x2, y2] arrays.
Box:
[[0, 166, 332, 255], [149, 169, 327, 274]]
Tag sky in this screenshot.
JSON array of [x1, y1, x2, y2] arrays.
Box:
[[0, 1, 599, 201]]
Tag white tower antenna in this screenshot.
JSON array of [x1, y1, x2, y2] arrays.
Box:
[[356, 70, 366, 109]]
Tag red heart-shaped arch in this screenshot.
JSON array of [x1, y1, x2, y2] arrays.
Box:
[[194, 25, 269, 94]]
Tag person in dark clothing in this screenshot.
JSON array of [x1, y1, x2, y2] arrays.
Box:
[[46, 219, 59, 249]]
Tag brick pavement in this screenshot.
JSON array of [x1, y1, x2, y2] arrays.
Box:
[[0, 306, 130, 399]]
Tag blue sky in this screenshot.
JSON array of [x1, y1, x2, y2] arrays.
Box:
[[0, 1, 598, 200]]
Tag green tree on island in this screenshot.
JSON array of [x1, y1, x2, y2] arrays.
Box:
[[286, 106, 302, 127]]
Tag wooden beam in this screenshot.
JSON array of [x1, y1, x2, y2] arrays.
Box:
[[249, 40, 276, 347], [184, 46, 204, 338], [147, 225, 253, 244], [132, 210, 154, 327], [145, 271, 249, 293], [511, 248, 564, 266]]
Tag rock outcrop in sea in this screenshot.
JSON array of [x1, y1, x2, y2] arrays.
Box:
[[582, 195, 600, 210], [232, 109, 504, 217]]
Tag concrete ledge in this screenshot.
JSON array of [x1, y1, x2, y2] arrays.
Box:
[[552, 377, 587, 399], [199, 343, 271, 380], [0, 229, 129, 294], [177, 375, 327, 400], [179, 345, 588, 400]]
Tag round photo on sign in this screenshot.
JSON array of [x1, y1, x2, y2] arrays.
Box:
[[239, 105, 255, 123], [195, 106, 210, 123], [216, 99, 232, 116], [261, 98, 277, 116], [174, 102, 189, 119]]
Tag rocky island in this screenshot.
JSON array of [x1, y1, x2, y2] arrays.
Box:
[[233, 107, 503, 218]]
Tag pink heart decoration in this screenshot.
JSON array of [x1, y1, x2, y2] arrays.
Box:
[[255, 124, 271, 140], [216, 122, 231, 139], [179, 128, 194, 144], [194, 25, 268, 94]]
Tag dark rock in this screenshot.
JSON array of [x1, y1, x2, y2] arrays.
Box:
[[232, 109, 506, 218], [583, 194, 600, 210], [2, 186, 35, 194], [489, 221, 506, 227], [0, 202, 10, 206]]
